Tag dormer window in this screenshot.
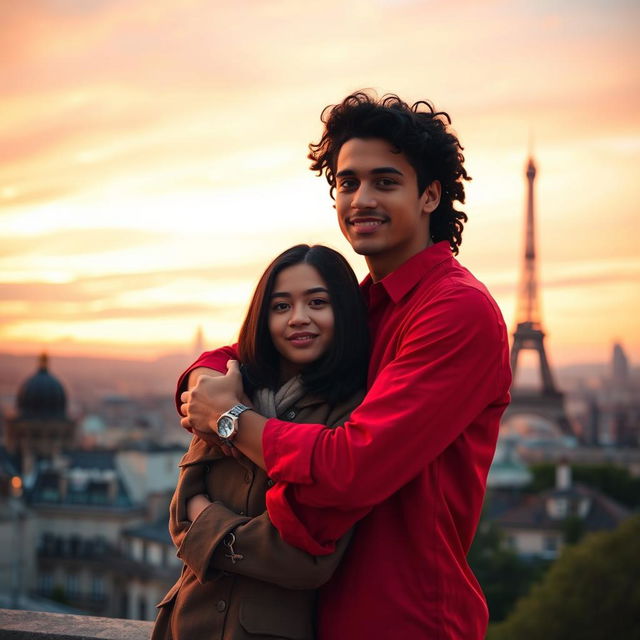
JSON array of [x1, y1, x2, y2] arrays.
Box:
[[546, 496, 569, 519]]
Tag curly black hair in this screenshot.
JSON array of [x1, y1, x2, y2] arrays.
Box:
[[308, 91, 471, 255]]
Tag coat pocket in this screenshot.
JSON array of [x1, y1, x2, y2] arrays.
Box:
[[238, 598, 313, 639]]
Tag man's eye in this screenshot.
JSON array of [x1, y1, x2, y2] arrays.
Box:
[[377, 178, 397, 187], [338, 179, 356, 191]]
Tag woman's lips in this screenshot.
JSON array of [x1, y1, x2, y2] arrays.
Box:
[[287, 333, 318, 347]]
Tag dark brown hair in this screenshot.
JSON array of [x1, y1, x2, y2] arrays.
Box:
[[238, 244, 369, 404]]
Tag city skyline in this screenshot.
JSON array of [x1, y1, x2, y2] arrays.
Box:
[[1, 0, 639, 365]]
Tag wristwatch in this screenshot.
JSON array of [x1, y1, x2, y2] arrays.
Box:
[[216, 404, 252, 442]]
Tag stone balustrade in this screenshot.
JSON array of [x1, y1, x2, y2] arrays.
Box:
[[0, 608, 153, 639]]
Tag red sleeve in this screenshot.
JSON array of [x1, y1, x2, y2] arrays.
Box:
[[174, 344, 239, 414], [264, 287, 510, 554]]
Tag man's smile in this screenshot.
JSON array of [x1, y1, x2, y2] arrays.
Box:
[[347, 216, 388, 233]]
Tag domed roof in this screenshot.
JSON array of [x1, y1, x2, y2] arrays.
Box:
[[17, 353, 68, 420]]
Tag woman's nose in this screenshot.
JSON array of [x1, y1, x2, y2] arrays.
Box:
[[288, 304, 310, 326]]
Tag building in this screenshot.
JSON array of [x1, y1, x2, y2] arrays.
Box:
[[0, 354, 186, 621], [494, 461, 630, 560], [4, 354, 76, 478]]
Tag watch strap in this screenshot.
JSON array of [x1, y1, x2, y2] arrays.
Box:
[[226, 404, 251, 419]]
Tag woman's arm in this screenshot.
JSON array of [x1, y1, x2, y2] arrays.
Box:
[[177, 497, 352, 589], [168, 436, 225, 549]]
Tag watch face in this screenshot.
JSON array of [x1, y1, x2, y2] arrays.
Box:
[[217, 416, 234, 438]]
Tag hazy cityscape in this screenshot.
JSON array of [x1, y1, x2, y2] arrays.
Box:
[[1, 2, 638, 637], [1, 156, 639, 635], [0, 333, 638, 626]]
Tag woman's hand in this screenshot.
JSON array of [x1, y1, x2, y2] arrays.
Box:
[[186, 493, 211, 522], [180, 361, 245, 433]]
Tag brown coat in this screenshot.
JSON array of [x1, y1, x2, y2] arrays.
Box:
[[151, 391, 362, 640]]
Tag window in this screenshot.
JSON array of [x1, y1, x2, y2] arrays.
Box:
[[91, 575, 105, 601], [138, 595, 147, 620], [543, 535, 559, 558], [120, 593, 129, 618], [38, 572, 53, 595], [66, 573, 80, 598]]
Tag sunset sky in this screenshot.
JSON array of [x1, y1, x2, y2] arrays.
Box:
[[1, 0, 639, 367]]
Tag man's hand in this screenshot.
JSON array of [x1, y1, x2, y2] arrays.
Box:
[[180, 360, 244, 433], [186, 494, 211, 522]]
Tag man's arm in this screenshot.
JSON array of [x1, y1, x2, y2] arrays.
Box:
[[267, 288, 509, 503], [180, 288, 509, 553]]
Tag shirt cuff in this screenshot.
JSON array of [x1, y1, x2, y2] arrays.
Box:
[[266, 483, 337, 556], [263, 417, 324, 485], [177, 502, 250, 584]]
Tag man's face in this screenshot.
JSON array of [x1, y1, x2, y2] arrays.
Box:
[[335, 137, 440, 281]]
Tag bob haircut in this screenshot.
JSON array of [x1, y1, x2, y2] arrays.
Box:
[[308, 91, 471, 255], [238, 244, 369, 405]]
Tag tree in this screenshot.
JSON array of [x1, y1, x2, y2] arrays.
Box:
[[468, 520, 547, 622], [488, 515, 640, 640], [528, 463, 640, 508]]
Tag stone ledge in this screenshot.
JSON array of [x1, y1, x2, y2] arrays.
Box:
[[0, 608, 153, 639]]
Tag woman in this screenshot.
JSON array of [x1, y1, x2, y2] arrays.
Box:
[[152, 244, 369, 640]]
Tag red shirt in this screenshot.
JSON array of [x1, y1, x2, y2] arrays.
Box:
[[178, 241, 511, 639]]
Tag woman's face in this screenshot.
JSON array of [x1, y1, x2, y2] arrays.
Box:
[[268, 263, 335, 379]]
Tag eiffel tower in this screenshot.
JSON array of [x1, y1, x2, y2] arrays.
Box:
[[504, 156, 572, 435]]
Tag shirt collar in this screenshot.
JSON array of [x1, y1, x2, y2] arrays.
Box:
[[361, 241, 453, 304]]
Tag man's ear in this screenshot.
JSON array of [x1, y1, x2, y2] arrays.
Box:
[[422, 181, 441, 215]]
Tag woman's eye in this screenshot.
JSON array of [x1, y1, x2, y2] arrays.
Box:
[[309, 298, 329, 308], [272, 302, 290, 312]]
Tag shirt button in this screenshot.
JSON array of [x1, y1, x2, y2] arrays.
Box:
[[239, 511, 245, 515], [204, 465, 211, 473], [285, 410, 296, 419], [267, 479, 274, 487], [216, 600, 226, 612]]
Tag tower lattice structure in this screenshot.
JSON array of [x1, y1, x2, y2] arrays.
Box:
[[506, 157, 571, 435]]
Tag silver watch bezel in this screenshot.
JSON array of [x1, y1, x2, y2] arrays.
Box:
[[215, 404, 250, 441]]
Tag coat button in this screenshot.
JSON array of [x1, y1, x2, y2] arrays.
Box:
[[285, 409, 296, 419], [216, 600, 226, 612], [204, 464, 211, 473], [267, 479, 274, 487], [244, 472, 253, 483], [239, 511, 245, 515]]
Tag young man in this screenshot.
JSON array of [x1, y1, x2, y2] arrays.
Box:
[[178, 92, 511, 639]]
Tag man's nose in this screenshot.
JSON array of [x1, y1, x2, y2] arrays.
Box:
[[351, 184, 377, 209]]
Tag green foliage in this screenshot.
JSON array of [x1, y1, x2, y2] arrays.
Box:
[[50, 584, 68, 604], [487, 515, 640, 640], [528, 463, 640, 508], [562, 514, 585, 545], [468, 520, 548, 622]]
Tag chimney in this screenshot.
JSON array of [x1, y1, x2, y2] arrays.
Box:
[[556, 459, 571, 490]]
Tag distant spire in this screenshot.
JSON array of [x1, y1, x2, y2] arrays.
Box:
[[193, 326, 205, 357], [612, 342, 630, 387], [38, 352, 49, 371]]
